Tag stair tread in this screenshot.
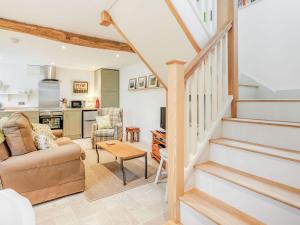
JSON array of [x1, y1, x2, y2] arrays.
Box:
[[195, 162, 300, 209], [238, 84, 259, 88], [223, 118, 300, 128], [210, 138, 300, 162], [180, 189, 264, 225]]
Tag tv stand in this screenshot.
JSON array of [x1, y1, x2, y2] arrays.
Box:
[[151, 130, 166, 162]]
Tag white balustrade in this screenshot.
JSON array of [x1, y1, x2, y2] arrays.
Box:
[[184, 33, 229, 169], [188, 0, 217, 35]]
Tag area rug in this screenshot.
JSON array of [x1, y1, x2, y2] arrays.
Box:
[[84, 148, 157, 202]]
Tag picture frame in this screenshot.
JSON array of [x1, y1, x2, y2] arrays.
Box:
[[73, 81, 89, 94], [147, 75, 158, 88], [137, 76, 147, 89], [128, 78, 137, 90]]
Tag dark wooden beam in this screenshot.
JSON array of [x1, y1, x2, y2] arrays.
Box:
[[0, 18, 134, 53]]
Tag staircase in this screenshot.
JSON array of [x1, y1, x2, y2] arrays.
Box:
[[164, 1, 300, 224], [180, 110, 300, 224], [101, 0, 299, 224]]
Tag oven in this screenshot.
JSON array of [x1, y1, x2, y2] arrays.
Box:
[[39, 111, 63, 130]]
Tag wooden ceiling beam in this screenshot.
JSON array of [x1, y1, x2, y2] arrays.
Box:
[[100, 10, 112, 26], [0, 18, 134, 53]]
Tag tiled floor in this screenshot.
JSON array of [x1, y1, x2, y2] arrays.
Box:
[[34, 139, 167, 225]]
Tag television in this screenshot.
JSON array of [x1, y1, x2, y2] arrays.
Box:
[[160, 107, 166, 130]]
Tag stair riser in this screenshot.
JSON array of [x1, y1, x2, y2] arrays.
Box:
[[239, 86, 258, 99], [222, 121, 300, 151], [180, 202, 216, 225], [237, 102, 300, 123], [210, 144, 300, 188], [195, 171, 300, 225]]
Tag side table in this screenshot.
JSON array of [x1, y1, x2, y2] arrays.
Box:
[[126, 127, 140, 143]]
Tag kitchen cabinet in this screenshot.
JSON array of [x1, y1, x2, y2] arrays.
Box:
[[0, 111, 39, 123], [94, 68, 119, 108], [63, 110, 82, 139]]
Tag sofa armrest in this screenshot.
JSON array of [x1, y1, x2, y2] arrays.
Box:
[[0, 143, 82, 175]]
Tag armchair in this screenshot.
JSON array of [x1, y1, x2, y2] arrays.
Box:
[[92, 108, 123, 148]]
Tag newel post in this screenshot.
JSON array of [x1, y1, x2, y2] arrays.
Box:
[[166, 60, 185, 222], [217, 0, 239, 117]]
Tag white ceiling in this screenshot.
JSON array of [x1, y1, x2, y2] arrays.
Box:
[[0, 0, 140, 70], [0, 0, 123, 41], [0, 29, 139, 71]]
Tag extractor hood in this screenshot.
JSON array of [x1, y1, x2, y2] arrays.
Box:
[[42, 65, 58, 81]]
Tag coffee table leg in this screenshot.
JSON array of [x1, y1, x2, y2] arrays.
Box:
[[96, 145, 100, 163], [121, 159, 126, 185], [145, 153, 148, 179]]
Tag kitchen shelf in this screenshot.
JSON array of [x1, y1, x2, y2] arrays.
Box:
[[0, 92, 32, 101]]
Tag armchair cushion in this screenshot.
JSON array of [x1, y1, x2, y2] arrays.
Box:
[[96, 115, 112, 129]]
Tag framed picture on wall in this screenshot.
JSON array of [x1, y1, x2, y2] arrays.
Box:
[[128, 78, 137, 90], [148, 75, 158, 88], [73, 81, 89, 94], [137, 76, 147, 89]]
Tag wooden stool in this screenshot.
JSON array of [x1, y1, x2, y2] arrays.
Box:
[[126, 127, 140, 143]]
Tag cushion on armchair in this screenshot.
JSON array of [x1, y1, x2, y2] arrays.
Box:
[[96, 115, 112, 129]]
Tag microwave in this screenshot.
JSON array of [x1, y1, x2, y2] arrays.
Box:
[[71, 100, 83, 108]]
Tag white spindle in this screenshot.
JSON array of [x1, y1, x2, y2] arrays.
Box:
[[184, 27, 230, 168], [222, 34, 229, 101], [185, 79, 191, 167], [197, 63, 205, 141], [189, 0, 217, 35], [204, 54, 212, 131], [217, 39, 223, 111], [191, 73, 198, 155], [211, 46, 218, 120]]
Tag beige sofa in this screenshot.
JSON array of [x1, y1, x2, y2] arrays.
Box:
[[0, 113, 85, 205]]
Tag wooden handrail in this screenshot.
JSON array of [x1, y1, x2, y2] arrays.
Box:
[[184, 20, 233, 81]]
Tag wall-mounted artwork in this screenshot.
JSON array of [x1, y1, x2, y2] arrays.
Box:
[[238, 0, 259, 8], [73, 81, 89, 94], [137, 76, 147, 89], [128, 78, 137, 90], [147, 75, 158, 88]]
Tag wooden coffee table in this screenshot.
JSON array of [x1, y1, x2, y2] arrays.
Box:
[[95, 140, 147, 185]]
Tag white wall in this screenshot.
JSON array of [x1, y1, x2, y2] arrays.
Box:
[[120, 62, 166, 146], [0, 63, 94, 107], [239, 0, 300, 91]]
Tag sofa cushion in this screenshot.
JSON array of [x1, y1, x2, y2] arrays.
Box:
[[0, 117, 9, 145], [32, 123, 58, 150], [0, 142, 10, 161], [94, 129, 115, 137], [2, 113, 37, 156]]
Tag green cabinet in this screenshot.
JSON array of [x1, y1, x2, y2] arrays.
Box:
[[63, 110, 82, 139], [94, 68, 119, 108]]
